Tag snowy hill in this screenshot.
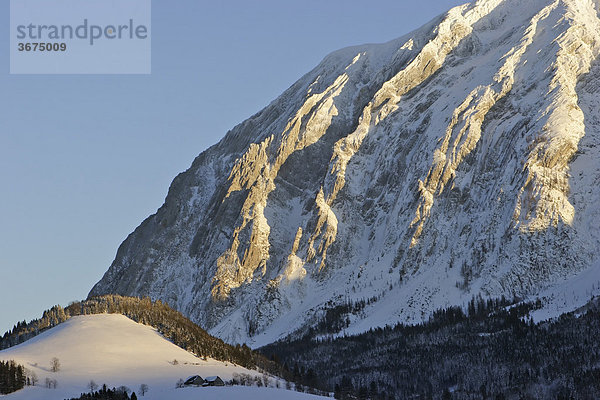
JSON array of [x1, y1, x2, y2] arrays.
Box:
[[90, 0, 600, 347], [0, 314, 326, 399]]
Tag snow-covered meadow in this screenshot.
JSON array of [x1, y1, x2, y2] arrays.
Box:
[[0, 314, 327, 400]]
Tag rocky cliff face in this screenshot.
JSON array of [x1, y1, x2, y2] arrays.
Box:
[[90, 0, 600, 346]]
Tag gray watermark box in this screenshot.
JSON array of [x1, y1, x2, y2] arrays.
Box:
[[10, 0, 151, 74]]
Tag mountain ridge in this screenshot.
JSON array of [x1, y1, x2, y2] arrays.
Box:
[[90, 0, 600, 346]]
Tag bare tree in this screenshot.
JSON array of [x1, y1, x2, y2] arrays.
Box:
[[176, 378, 184, 388], [28, 370, 38, 386], [45, 378, 58, 389], [50, 357, 60, 372], [116, 386, 131, 395], [88, 380, 98, 392], [139, 383, 149, 396], [262, 374, 270, 388]]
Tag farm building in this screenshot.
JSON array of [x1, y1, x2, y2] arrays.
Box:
[[203, 376, 225, 386], [184, 375, 204, 386]]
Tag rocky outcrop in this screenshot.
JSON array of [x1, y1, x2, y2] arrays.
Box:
[[90, 0, 600, 347]]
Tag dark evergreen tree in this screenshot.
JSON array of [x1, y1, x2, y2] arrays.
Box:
[[0, 360, 25, 394]]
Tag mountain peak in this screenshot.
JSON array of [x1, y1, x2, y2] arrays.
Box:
[[90, 0, 600, 346]]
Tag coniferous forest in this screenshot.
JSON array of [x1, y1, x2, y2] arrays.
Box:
[[261, 296, 600, 400], [0, 360, 25, 394], [4, 294, 600, 399]]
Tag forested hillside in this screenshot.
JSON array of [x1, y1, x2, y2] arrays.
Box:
[[261, 297, 600, 400], [0, 295, 282, 376]]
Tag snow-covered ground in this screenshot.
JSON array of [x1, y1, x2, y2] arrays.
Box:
[[0, 314, 327, 399], [88, 0, 600, 348], [528, 259, 600, 323]]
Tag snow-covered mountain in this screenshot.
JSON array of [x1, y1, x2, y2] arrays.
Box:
[[90, 0, 600, 346], [0, 314, 325, 400]]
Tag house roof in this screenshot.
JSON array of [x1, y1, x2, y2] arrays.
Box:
[[185, 375, 203, 382], [204, 376, 221, 381]]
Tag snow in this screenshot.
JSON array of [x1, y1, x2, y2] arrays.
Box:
[[0, 314, 327, 400], [1, 385, 327, 400], [528, 259, 600, 322], [90, 0, 600, 348]]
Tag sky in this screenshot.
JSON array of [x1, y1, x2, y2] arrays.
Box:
[[0, 0, 467, 334]]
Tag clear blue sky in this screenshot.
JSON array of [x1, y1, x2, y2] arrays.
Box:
[[0, 0, 466, 334]]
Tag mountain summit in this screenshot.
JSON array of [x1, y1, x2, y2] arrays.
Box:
[[90, 0, 600, 346]]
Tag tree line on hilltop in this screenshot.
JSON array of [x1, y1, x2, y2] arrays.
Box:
[[0, 295, 283, 377]]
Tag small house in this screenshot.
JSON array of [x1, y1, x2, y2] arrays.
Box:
[[184, 375, 204, 386], [202, 376, 225, 386]]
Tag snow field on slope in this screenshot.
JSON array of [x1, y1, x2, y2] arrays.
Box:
[[0, 314, 327, 400]]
